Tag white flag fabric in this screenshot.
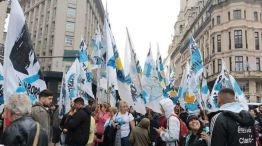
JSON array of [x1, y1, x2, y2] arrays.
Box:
[[65, 59, 80, 101], [209, 61, 248, 111], [78, 39, 94, 99], [104, 18, 118, 106], [142, 49, 163, 113], [58, 74, 68, 118], [124, 29, 145, 114], [4, 0, 46, 103], [90, 27, 103, 69]]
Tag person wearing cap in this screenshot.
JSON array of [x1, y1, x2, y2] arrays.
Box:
[[155, 98, 180, 146], [129, 118, 151, 146], [182, 115, 208, 146], [1, 93, 48, 146]]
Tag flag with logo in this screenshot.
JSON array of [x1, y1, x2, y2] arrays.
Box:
[[90, 27, 103, 69], [58, 74, 68, 118], [156, 46, 166, 89], [209, 61, 248, 111], [189, 36, 204, 77], [178, 63, 200, 113], [4, 0, 46, 104], [78, 39, 94, 99], [124, 28, 146, 114], [142, 48, 163, 113]]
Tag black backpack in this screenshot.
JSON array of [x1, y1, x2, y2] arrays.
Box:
[[103, 122, 117, 144]]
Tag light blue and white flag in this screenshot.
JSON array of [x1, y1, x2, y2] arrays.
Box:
[[209, 61, 248, 111], [178, 63, 200, 113], [104, 18, 118, 106], [156, 47, 167, 89], [125, 28, 145, 114], [58, 74, 68, 118], [4, 0, 46, 104], [189, 36, 204, 77], [142, 48, 163, 113], [65, 59, 80, 101], [90, 27, 103, 69], [78, 39, 94, 99]]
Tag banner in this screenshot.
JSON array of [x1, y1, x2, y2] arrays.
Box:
[[90, 27, 103, 69]]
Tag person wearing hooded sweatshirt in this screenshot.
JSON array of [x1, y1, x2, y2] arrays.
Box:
[[210, 88, 256, 146], [156, 98, 180, 146], [62, 97, 91, 146], [129, 118, 151, 146]]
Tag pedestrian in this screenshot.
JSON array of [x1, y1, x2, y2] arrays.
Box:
[[103, 107, 118, 146], [129, 118, 151, 146], [182, 115, 208, 146], [50, 104, 60, 146], [113, 101, 135, 146], [145, 107, 160, 146], [156, 98, 180, 146], [157, 113, 167, 146], [31, 90, 53, 141], [1, 93, 48, 146], [62, 97, 91, 146], [210, 88, 256, 146], [86, 111, 96, 146], [130, 106, 142, 125], [249, 108, 262, 145], [95, 103, 109, 146]]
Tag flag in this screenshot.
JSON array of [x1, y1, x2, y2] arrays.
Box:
[[142, 48, 163, 113], [78, 39, 94, 99], [58, 74, 68, 118], [90, 27, 103, 69], [125, 28, 146, 114], [4, 0, 46, 103], [0, 63, 4, 112], [156, 46, 167, 89], [209, 61, 248, 111], [65, 59, 80, 101], [178, 63, 200, 113], [189, 36, 204, 77], [104, 18, 118, 106]]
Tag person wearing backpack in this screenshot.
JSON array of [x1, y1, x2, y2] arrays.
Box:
[[156, 98, 181, 146], [103, 107, 118, 146], [182, 115, 208, 146]]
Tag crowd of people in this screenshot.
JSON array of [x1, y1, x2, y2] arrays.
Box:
[[0, 88, 261, 146]]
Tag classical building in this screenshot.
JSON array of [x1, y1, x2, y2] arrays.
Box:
[[0, 0, 8, 63], [168, 0, 262, 102], [17, 0, 104, 97], [20, 0, 105, 73]]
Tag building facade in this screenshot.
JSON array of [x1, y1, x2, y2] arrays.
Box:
[[168, 0, 262, 102], [0, 0, 8, 63], [20, 0, 105, 73]]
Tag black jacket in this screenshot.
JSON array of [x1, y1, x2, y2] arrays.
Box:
[[210, 110, 256, 146], [1, 116, 48, 146], [183, 133, 208, 146], [145, 112, 160, 144], [62, 107, 91, 145]]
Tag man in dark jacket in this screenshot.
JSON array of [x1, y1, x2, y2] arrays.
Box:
[[1, 93, 48, 146], [210, 88, 256, 146], [145, 107, 160, 146], [62, 97, 91, 146]]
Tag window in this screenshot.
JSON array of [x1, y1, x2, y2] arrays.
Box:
[[66, 21, 75, 32], [246, 57, 249, 71], [256, 58, 260, 71], [212, 18, 214, 27], [213, 60, 215, 74], [239, 81, 249, 93], [229, 32, 231, 50], [234, 30, 243, 48], [228, 12, 231, 21], [212, 37, 215, 53], [255, 32, 259, 50], [65, 35, 74, 46], [233, 10, 241, 19], [229, 57, 232, 71], [254, 11, 258, 21], [218, 59, 222, 72], [217, 35, 221, 52], [244, 10, 246, 19], [67, 7, 76, 17], [245, 30, 248, 48], [217, 15, 221, 24], [68, 0, 76, 4], [235, 56, 243, 71], [257, 97, 262, 103], [206, 47, 209, 59]]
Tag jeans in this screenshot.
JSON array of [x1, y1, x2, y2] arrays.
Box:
[[121, 136, 130, 146]]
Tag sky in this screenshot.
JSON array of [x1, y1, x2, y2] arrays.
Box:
[[101, 0, 180, 66]]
